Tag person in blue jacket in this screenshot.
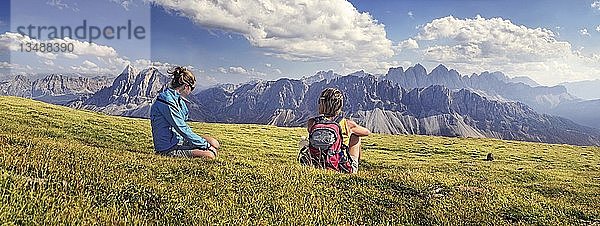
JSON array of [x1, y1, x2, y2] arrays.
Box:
[[150, 66, 220, 159]]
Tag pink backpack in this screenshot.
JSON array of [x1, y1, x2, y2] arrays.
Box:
[[300, 116, 352, 173]]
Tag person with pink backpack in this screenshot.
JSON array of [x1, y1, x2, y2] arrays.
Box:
[[298, 88, 371, 173]]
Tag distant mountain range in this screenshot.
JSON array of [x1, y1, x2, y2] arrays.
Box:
[[0, 74, 112, 105], [192, 75, 600, 146], [380, 64, 580, 112], [560, 79, 600, 100], [1, 64, 599, 146]]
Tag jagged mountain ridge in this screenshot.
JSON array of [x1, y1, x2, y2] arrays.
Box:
[[70, 65, 171, 117], [0, 75, 32, 98], [193, 75, 600, 146], [380, 64, 600, 130], [0, 74, 112, 105], [381, 64, 579, 111], [3, 64, 599, 146]]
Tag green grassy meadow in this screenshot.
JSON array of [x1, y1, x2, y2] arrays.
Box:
[[0, 96, 598, 225]]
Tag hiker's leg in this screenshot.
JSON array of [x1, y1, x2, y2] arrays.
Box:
[[203, 136, 220, 150], [191, 149, 216, 160], [348, 134, 361, 160]]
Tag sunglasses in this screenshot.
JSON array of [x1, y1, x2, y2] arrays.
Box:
[[184, 82, 195, 91]]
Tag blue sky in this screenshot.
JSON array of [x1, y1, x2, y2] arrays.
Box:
[[1, 0, 600, 86]]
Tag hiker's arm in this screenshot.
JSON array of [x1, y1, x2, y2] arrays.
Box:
[[347, 119, 370, 137], [158, 103, 211, 149]]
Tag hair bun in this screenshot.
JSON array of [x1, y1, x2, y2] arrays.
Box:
[[168, 66, 186, 78], [168, 66, 195, 89]]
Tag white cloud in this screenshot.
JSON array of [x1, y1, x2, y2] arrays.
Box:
[[82, 60, 97, 68], [217, 65, 267, 77], [592, 1, 600, 10], [70, 60, 103, 74], [146, 0, 394, 72], [399, 15, 600, 85], [0, 61, 16, 69], [42, 59, 55, 66], [229, 66, 247, 74], [0, 32, 131, 75], [579, 28, 590, 37], [0, 32, 118, 58], [46, 0, 79, 12], [63, 53, 79, 59], [596, 25, 600, 32], [110, 0, 132, 10], [407, 11, 414, 19], [265, 63, 272, 68], [35, 52, 58, 60], [395, 38, 419, 52]]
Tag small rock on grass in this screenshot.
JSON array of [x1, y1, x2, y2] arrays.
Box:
[[486, 153, 494, 161]]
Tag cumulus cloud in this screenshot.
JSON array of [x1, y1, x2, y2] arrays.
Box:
[[395, 38, 419, 52], [70, 60, 102, 74], [592, 1, 600, 10], [0, 32, 118, 58], [35, 52, 58, 60], [229, 66, 248, 74], [46, 0, 79, 11], [63, 53, 79, 59], [0, 32, 133, 75], [398, 15, 600, 85], [146, 0, 394, 72], [579, 28, 590, 37], [596, 25, 600, 32], [217, 66, 267, 77]]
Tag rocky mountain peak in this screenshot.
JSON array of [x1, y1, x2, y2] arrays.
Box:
[[406, 63, 427, 75], [77, 65, 170, 111], [302, 70, 340, 85], [431, 64, 449, 74]]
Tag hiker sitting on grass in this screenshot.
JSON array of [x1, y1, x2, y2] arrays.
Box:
[[150, 66, 219, 159], [298, 88, 370, 173]]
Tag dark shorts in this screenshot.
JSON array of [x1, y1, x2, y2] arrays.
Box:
[[157, 144, 215, 158]]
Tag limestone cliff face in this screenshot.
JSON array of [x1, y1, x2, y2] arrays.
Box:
[[0, 75, 32, 98], [71, 65, 170, 117]]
